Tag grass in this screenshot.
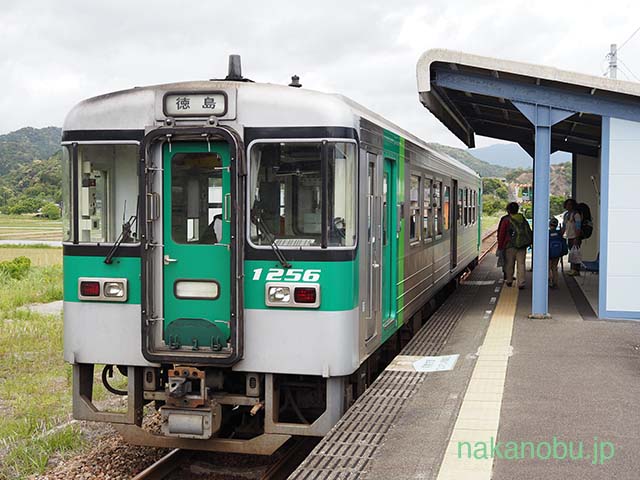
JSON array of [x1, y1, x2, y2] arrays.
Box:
[[0, 249, 130, 479], [0, 265, 68, 479], [0, 213, 62, 241], [481, 213, 502, 234], [0, 246, 62, 267]]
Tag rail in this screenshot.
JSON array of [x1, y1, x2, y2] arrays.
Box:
[[261, 438, 319, 480], [131, 449, 190, 480], [131, 438, 317, 480], [479, 227, 498, 262]]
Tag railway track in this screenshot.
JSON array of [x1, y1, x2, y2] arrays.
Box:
[[132, 438, 318, 480], [131, 449, 190, 480], [132, 231, 497, 480], [479, 227, 498, 262]]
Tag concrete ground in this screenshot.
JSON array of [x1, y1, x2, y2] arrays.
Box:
[[361, 266, 640, 480], [493, 271, 640, 480], [20, 300, 63, 316]]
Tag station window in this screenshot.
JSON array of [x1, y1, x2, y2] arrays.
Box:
[[249, 141, 356, 248], [423, 177, 432, 241], [434, 181, 442, 236], [62, 144, 140, 244], [443, 185, 450, 231], [409, 174, 421, 243]]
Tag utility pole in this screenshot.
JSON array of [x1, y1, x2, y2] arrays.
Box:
[[608, 43, 618, 79]]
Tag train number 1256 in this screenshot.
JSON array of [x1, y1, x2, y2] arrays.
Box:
[[252, 268, 321, 282]]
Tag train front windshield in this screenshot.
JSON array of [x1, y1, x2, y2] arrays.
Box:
[[249, 141, 356, 248], [61, 144, 139, 244]]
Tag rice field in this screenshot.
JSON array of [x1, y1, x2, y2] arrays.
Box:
[[0, 214, 62, 242]]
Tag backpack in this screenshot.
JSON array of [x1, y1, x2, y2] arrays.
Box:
[[576, 202, 593, 239], [509, 214, 533, 249], [549, 230, 568, 259]]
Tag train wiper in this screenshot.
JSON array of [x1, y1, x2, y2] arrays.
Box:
[[104, 215, 137, 264], [250, 210, 291, 269]]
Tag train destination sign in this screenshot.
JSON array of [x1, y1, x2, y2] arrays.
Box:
[[164, 92, 227, 116]]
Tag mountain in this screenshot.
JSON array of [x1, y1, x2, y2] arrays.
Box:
[[470, 143, 571, 169], [427, 143, 513, 178], [0, 127, 62, 213], [0, 126, 62, 176]]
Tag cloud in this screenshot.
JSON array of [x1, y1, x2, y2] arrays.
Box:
[[1, 0, 640, 148]]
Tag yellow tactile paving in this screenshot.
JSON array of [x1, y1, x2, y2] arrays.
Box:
[[436, 285, 518, 480]]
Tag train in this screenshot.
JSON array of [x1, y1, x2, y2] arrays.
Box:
[[61, 56, 481, 454]]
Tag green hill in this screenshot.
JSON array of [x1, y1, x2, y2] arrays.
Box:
[[0, 127, 61, 176], [427, 142, 514, 178], [0, 127, 62, 214]]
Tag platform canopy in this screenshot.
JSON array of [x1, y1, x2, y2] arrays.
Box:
[[417, 49, 640, 157], [416, 49, 640, 318]]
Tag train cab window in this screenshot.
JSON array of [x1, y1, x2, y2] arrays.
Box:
[[171, 152, 222, 244], [423, 178, 432, 241], [64, 144, 139, 244], [443, 185, 450, 231], [409, 174, 421, 243], [61, 148, 73, 242], [249, 141, 356, 248], [434, 181, 442, 236]]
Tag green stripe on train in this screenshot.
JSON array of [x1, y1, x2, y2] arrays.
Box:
[[63, 256, 141, 304], [244, 259, 358, 311]]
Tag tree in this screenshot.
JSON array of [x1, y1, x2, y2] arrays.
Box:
[[41, 202, 61, 220], [549, 195, 565, 217], [482, 178, 509, 201]]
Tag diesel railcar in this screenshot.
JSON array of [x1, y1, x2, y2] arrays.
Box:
[[62, 57, 481, 454]]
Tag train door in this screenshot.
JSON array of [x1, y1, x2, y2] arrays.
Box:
[[365, 154, 382, 341], [162, 142, 232, 350], [451, 180, 458, 270], [381, 158, 395, 324]]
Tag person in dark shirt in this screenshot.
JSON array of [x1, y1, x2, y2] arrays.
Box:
[[497, 202, 532, 288]]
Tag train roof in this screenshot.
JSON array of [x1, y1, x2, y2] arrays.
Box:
[[64, 80, 478, 178]]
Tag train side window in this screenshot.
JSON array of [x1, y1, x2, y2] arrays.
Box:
[[409, 174, 421, 243], [472, 190, 477, 224], [458, 188, 464, 226], [434, 181, 442, 236], [464, 188, 469, 226], [383, 172, 388, 246], [443, 185, 450, 231], [423, 177, 432, 241]]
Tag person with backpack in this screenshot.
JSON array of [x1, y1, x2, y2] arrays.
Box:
[[497, 202, 533, 289], [561, 198, 582, 276], [549, 217, 568, 288]]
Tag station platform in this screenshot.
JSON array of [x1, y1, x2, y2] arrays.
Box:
[[290, 259, 640, 479]]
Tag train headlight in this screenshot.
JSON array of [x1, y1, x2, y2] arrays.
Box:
[[265, 283, 320, 308], [267, 286, 290, 303], [104, 281, 125, 298], [78, 277, 128, 302]]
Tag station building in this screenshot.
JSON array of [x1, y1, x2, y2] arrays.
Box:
[[416, 49, 640, 321]]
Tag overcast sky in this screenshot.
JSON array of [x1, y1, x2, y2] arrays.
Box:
[[1, 0, 639, 148]]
